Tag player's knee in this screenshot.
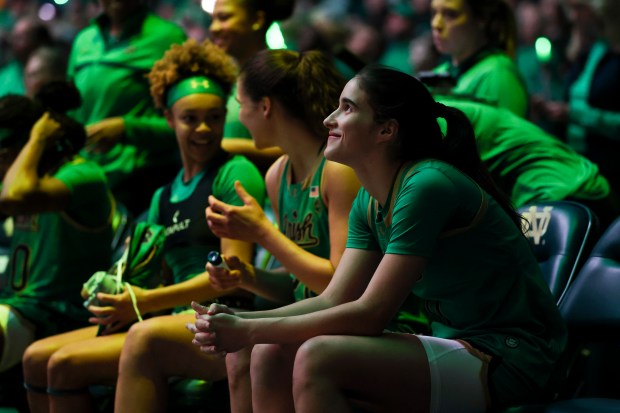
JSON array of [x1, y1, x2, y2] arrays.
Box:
[[47, 349, 84, 387], [250, 343, 288, 383], [294, 336, 333, 381], [123, 320, 160, 359], [22, 342, 51, 382]]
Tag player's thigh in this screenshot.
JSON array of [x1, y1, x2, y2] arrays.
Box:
[[293, 333, 430, 410], [124, 314, 227, 380], [47, 332, 128, 385]]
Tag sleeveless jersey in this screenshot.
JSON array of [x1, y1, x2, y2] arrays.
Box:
[[277, 156, 331, 301], [158, 151, 230, 284]]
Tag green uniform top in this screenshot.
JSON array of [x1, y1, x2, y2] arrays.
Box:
[[347, 160, 567, 406], [436, 96, 610, 207], [277, 156, 331, 301], [0, 60, 25, 96], [0, 158, 113, 338], [68, 8, 187, 188], [149, 154, 265, 284], [567, 40, 620, 151], [223, 84, 252, 141], [434, 50, 528, 117]]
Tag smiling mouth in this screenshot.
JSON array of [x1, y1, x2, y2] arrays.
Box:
[[190, 139, 213, 145]]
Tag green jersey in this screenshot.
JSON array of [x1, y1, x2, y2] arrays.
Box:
[[149, 153, 265, 284], [68, 9, 186, 189], [0, 60, 25, 96], [436, 96, 610, 206], [224, 84, 253, 141], [277, 157, 331, 301], [434, 50, 528, 117], [347, 160, 567, 406], [0, 159, 113, 338]]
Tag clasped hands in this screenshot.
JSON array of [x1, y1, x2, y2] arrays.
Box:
[[186, 301, 249, 356]]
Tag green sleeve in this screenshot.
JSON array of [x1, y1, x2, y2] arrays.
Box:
[[570, 99, 620, 141], [123, 115, 178, 152], [474, 67, 528, 117], [54, 160, 112, 228], [387, 168, 458, 257], [345, 189, 380, 251], [213, 156, 266, 208]]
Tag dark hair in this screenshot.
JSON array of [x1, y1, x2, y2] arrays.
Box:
[[0, 81, 85, 160], [240, 49, 345, 139], [466, 0, 517, 56], [239, 0, 295, 29], [355, 65, 521, 228]]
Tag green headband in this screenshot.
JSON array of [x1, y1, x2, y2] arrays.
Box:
[[166, 76, 226, 108]]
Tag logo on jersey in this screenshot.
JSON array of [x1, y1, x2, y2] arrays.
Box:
[[282, 211, 319, 248], [521, 205, 553, 245], [166, 210, 190, 236]]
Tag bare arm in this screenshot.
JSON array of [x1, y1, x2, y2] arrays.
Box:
[[0, 113, 71, 215], [90, 237, 254, 332], [192, 249, 426, 352], [206, 159, 360, 297]]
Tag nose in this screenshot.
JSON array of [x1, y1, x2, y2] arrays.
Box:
[[324, 107, 339, 128], [431, 12, 443, 30], [196, 122, 212, 133], [210, 19, 221, 34]]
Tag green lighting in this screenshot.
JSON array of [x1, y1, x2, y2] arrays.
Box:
[[266, 22, 287, 50], [54, 0, 69, 4], [535, 37, 552, 63]]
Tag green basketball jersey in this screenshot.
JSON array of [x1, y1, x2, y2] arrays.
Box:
[[277, 156, 330, 301]]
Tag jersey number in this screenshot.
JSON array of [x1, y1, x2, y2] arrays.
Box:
[[10, 245, 29, 291]]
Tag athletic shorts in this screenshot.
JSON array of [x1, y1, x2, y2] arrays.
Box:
[[417, 335, 491, 413], [0, 304, 36, 372]]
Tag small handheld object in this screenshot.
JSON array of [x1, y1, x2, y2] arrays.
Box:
[[207, 251, 229, 270]]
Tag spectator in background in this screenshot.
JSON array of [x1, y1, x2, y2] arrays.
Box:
[[436, 94, 620, 228], [429, 0, 529, 117], [517, 0, 570, 134], [0, 16, 52, 96], [68, 0, 186, 215], [23, 45, 69, 97], [533, 0, 620, 196]]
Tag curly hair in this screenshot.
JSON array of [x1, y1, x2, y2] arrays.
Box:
[[148, 38, 238, 109]]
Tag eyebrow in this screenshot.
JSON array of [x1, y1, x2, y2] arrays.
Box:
[[342, 97, 358, 108]]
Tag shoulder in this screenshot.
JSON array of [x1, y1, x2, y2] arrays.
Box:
[[401, 160, 463, 198], [321, 160, 361, 199], [143, 13, 186, 40], [73, 23, 99, 44], [265, 155, 288, 186], [55, 158, 106, 184], [470, 53, 522, 80], [220, 154, 262, 178]]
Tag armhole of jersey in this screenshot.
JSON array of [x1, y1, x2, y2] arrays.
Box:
[[317, 158, 330, 210], [273, 156, 288, 222]]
